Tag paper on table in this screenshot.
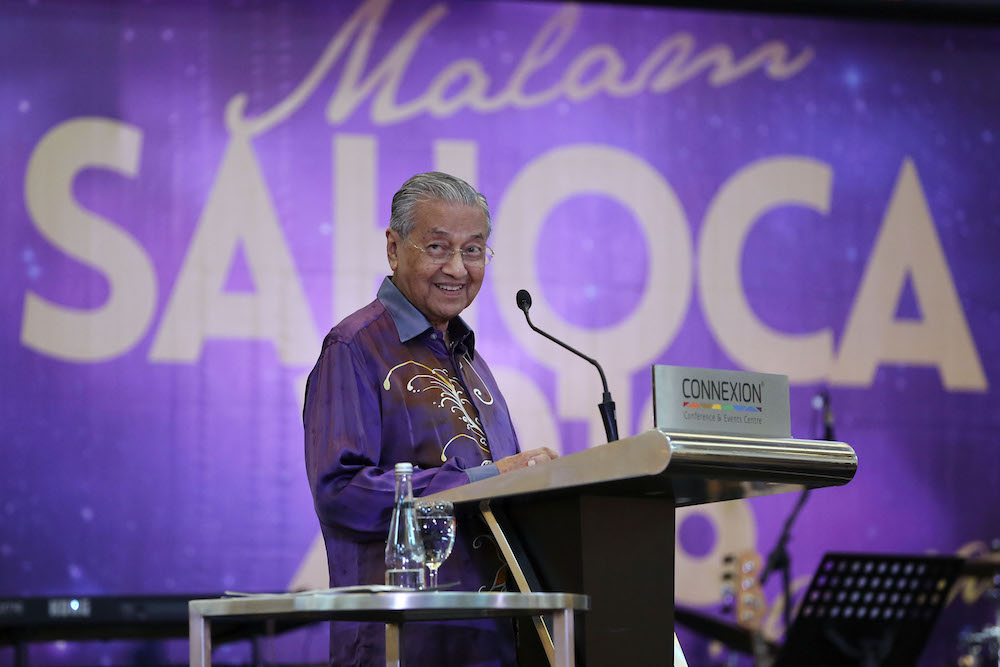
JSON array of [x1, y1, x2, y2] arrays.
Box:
[[224, 582, 460, 597], [223, 586, 406, 597], [308, 585, 412, 594]]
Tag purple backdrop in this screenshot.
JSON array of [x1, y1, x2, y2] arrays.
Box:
[[2, 1, 999, 664]]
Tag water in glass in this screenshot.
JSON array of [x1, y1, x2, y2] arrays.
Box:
[[416, 500, 455, 589]]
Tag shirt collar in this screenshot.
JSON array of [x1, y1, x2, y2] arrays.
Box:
[[377, 277, 476, 358]]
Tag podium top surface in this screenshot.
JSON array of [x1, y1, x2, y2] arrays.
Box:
[[427, 428, 857, 507]]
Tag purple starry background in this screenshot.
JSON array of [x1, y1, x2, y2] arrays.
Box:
[[1, 0, 999, 664]]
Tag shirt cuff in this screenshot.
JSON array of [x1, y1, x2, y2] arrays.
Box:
[[465, 462, 499, 484]]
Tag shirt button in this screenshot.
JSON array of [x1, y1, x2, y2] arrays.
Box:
[[430, 333, 437, 340]]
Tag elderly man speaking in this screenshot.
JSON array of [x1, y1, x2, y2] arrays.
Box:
[[304, 172, 557, 666]]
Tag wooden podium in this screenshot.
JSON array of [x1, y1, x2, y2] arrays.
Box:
[[427, 429, 857, 666]]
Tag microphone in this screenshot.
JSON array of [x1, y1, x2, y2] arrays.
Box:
[[515, 289, 619, 442], [515, 289, 532, 313]]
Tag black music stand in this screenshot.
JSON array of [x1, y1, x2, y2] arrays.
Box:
[[775, 552, 963, 667]]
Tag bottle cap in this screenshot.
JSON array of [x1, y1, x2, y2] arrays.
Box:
[[394, 462, 413, 474]]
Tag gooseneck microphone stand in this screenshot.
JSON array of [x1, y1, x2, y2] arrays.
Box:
[[515, 289, 619, 443]]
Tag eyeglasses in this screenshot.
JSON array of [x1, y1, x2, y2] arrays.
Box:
[[406, 238, 494, 267]]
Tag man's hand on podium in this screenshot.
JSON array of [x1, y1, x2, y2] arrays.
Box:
[[494, 447, 559, 473]]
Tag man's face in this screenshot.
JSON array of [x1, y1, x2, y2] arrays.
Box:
[[387, 199, 489, 332]]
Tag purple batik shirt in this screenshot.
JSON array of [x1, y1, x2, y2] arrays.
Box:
[[303, 277, 520, 666]]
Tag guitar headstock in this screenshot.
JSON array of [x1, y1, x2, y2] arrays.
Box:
[[722, 550, 767, 631]]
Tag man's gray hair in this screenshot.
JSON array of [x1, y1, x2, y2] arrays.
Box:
[[389, 172, 492, 239]]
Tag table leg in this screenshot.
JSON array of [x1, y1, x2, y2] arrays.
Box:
[[552, 610, 575, 667], [14, 642, 28, 667], [251, 636, 262, 667], [189, 607, 212, 667], [385, 622, 404, 667]]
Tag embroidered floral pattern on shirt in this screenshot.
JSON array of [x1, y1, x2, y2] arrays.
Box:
[[459, 354, 494, 406], [383, 360, 489, 461], [472, 533, 509, 593]]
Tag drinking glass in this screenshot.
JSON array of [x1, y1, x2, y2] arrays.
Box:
[[415, 500, 455, 589]]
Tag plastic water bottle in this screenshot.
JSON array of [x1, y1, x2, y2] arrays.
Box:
[[384, 462, 426, 588]]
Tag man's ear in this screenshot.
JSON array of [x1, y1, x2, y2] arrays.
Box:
[[386, 229, 399, 272]]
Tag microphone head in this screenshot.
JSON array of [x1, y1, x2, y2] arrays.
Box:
[[515, 289, 532, 313], [821, 389, 835, 441]]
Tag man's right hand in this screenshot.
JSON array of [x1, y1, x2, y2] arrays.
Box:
[[494, 447, 559, 474]]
